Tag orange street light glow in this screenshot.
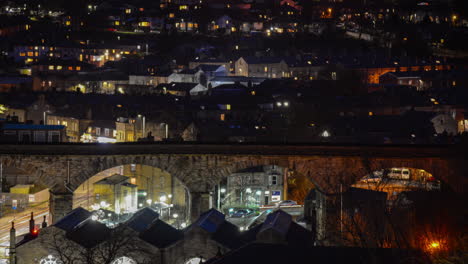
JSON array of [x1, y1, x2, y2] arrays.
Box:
[[430, 242, 440, 249]]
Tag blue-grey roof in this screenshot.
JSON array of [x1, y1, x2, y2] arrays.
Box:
[[2, 124, 65, 130], [139, 219, 183, 248], [211, 221, 243, 249], [66, 218, 111, 248], [54, 207, 92, 232], [125, 207, 159, 233], [195, 208, 225, 233], [260, 210, 292, 235]]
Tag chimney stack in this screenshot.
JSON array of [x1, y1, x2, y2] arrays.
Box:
[[29, 212, 35, 235], [42, 215, 47, 228]]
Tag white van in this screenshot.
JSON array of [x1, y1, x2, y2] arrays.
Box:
[[387, 168, 410, 180]]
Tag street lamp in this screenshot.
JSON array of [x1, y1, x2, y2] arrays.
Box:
[[146, 199, 152, 205], [138, 114, 146, 138]]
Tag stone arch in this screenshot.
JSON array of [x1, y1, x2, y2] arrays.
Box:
[[0, 156, 61, 190], [73, 161, 193, 221], [67, 155, 203, 194]]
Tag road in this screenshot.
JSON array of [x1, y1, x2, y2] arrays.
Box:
[[227, 206, 304, 230], [0, 203, 49, 259]]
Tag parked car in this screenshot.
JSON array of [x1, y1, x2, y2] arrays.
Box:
[[231, 209, 254, 218]]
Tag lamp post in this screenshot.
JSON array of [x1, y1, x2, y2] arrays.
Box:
[[43, 110, 50, 125], [138, 114, 145, 138]]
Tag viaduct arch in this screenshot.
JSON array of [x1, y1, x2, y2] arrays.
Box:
[[0, 143, 465, 222]]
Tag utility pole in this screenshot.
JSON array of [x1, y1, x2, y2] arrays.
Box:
[[0, 160, 3, 193], [283, 168, 288, 201]]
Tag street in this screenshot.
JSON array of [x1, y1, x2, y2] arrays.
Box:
[[0, 203, 49, 260]]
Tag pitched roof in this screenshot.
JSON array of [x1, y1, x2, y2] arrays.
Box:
[[193, 208, 225, 233], [211, 221, 243, 249], [94, 174, 129, 185], [125, 207, 160, 233], [54, 207, 92, 232], [197, 64, 224, 72], [66, 218, 111, 248], [139, 219, 183, 248], [259, 210, 292, 236], [242, 56, 285, 64]]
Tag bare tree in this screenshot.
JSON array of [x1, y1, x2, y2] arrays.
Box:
[[44, 225, 155, 264]]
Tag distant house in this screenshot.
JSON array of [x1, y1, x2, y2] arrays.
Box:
[[0, 123, 67, 143], [197, 64, 228, 81], [379, 70, 467, 91], [168, 68, 204, 84], [83, 120, 117, 143], [157, 82, 207, 96], [129, 71, 172, 87], [46, 107, 94, 143], [189, 58, 231, 71], [379, 71, 426, 91], [235, 57, 288, 78], [208, 76, 266, 88]]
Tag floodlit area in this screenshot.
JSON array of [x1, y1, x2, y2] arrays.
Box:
[[352, 167, 441, 204], [73, 164, 189, 228]]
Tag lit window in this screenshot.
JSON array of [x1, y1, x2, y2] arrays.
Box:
[[264, 66, 268, 72], [76, 66, 81, 71], [130, 164, 136, 172], [65, 21, 71, 26], [48, 65, 55, 70], [115, 21, 120, 26], [125, 8, 131, 14], [27, 52, 34, 57], [56, 66, 62, 70], [179, 5, 188, 10], [220, 114, 225, 121], [169, 13, 175, 18], [19, 52, 26, 57], [68, 66, 73, 70], [226, 104, 231, 110], [96, 127, 101, 135]]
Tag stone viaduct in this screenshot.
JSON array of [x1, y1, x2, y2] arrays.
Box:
[[0, 143, 465, 223]]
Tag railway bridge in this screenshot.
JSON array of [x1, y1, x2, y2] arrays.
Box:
[[0, 143, 465, 222]]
